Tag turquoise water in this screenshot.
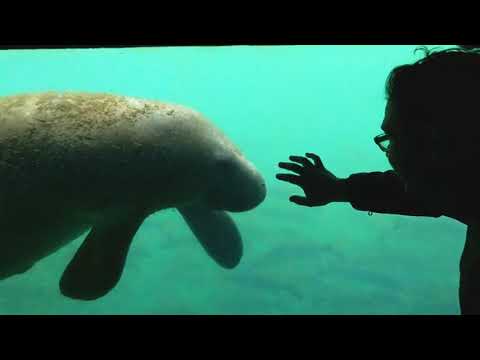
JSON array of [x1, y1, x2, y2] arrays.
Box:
[[0, 45, 466, 314]]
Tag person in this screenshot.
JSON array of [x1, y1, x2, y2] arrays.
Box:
[[276, 46, 480, 315]]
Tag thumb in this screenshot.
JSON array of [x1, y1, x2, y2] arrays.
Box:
[[289, 196, 311, 206]]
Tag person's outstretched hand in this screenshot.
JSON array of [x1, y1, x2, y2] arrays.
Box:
[[276, 153, 345, 206]]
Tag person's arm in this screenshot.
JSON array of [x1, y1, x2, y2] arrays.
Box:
[[342, 170, 443, 217], [276, 153, 444, 218]]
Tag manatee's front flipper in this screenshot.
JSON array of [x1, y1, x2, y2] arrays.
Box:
[[178, 204, 242, 269], [59, 210, 146, 301]]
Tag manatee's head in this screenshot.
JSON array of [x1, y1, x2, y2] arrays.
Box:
[[162, 106, 266, 212], [204, 150, 267, 212]]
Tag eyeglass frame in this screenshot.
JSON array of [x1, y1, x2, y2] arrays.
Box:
[[374, 129, 439, 155], [374, 133, 391, 152]]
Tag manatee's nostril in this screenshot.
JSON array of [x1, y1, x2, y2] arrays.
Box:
[[259, 182, 267, 200]]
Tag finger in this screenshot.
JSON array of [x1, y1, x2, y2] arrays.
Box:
[[278, 162, 304, 174], [275, 173, 303, 185], [289, 155, 314, 168], [289, 196, 311, 206], [305, 153, 324, 168]]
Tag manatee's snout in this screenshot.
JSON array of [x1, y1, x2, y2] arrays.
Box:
[[230, 165, 266, 212], [206, 155, 267, 212]]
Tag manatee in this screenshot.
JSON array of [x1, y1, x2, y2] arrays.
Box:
[[0, 92, 266, 300]]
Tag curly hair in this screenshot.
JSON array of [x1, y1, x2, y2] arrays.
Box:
[[385, 46, 480, 135]]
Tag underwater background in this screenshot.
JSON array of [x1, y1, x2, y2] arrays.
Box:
[[0, 45, 465, 315]]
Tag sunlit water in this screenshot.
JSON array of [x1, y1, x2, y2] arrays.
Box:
[[0, 45, 464, 314]]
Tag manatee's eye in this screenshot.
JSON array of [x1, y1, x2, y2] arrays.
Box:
[[214, 153, 234, 170], [218, 157, 232, 168]]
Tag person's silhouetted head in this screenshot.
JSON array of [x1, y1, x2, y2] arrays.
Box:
[[386, 46, 480, 135], [380, 46, 480, 218]]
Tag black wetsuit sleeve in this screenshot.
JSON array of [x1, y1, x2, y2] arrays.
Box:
[[346, 170, 443, 218]]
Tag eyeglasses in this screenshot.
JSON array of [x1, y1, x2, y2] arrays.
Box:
[[374, 133, 391, 152]]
